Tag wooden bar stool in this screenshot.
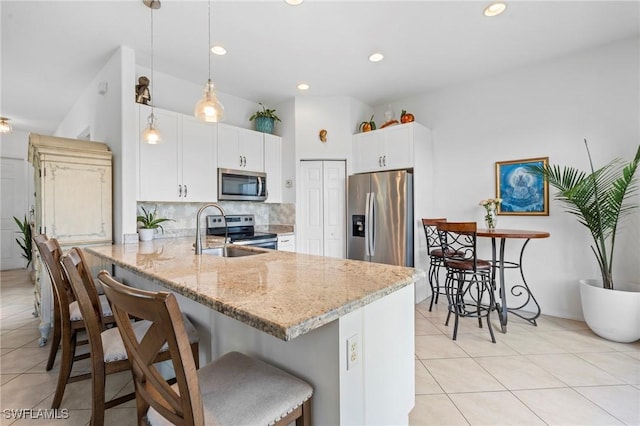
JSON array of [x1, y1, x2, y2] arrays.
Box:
[[33, 234, 115, 409], [436, 222, 496, 343], [60, 248, 200, 426], [98, 270, 314, 426]]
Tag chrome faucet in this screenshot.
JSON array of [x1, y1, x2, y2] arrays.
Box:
[[194, 203, 227, 255]]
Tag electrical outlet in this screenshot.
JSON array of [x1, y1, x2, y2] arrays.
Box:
[[347, 334, 361, 370]]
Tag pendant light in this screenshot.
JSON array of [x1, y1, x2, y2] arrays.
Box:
[[0, 117, 12, 134], [142, 0, 161, 144], [194, 0, 225, 122]]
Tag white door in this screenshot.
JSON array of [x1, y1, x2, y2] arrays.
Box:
[[298, 160, 346, 258], [299, 161, 324, 256], [1, 158, 29, 270]]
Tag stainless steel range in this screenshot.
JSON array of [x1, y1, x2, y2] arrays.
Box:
[[206, 214, 278, 249]]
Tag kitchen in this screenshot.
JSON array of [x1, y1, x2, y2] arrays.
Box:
[[1, 1, 639, 425]]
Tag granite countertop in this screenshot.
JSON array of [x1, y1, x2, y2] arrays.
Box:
[[86, 237, 423, 341], [255, 224, 295, 235]]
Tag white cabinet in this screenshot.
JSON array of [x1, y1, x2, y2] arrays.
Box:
[[264, 133, 282, 203], [352, 123, 416, 173], [298, 160, 346, 258], [277, 234, 296, 252], [217, 123, 264, 172], [138, 105, 216, 202], [28, 134, 113, 345]]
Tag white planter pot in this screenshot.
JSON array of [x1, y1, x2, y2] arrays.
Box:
[[579, 279, 640, 343], [138, 228, 155, 242]]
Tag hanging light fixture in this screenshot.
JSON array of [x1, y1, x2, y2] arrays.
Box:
[[0, 117, 12, 134], [142, 0, 161, 144], [194, 0, 225, 122]]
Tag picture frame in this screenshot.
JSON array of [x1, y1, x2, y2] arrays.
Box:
[[495, 157, 549, 215]]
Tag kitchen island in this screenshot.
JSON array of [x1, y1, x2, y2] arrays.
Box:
[[86, 237, 422, 425]]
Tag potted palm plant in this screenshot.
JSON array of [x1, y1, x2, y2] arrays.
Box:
[[136, 206, 173, 242], [529, 141, 640, 342], [249, 102, 281, 134], [13, 215, 32, 268]]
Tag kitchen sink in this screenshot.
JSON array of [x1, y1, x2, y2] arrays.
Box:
[[200, 246, 265, 258]]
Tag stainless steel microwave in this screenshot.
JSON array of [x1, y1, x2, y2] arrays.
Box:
[[218, 168, 267, 201]]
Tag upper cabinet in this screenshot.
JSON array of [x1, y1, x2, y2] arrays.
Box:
[[217, 123, 264, 172], [263, 133, 282, 203], [138, 105, 216, 202], [352, 123, 422, 173]]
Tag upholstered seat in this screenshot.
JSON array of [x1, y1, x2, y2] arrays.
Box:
[[98, 270, 313, 426], [69, 295, 112, 321], [146, 351, 313, 426]]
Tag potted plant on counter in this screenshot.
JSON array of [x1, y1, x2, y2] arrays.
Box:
[[137, 206, 173, 242], [249, 102, 281, 134], [529, 141, 640, 342], [13, 215, 32, 268]]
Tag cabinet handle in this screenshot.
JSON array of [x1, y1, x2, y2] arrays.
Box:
[[178, 184, 183, 197], [184, 185, 188, 197], [239, 156, 243, 167], [378, 156, 382, 167], [243, 156, 247, 167], [383, 155, 387, 166]]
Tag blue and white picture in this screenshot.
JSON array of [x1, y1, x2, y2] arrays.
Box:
[[495, 157, 549, 215]]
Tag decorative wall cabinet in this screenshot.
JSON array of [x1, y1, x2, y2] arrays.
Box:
[[264, 133, 282, 203], [217, 123, 264, 172], [138, 105, 217, 202], [28, 133, 113, 345], [352, 123, 422, 173]]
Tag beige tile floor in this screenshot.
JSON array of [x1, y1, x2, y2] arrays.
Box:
[[1, 268, 639, 425]]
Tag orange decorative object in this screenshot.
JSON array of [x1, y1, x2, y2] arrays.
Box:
[[400, 110, 415, 123]]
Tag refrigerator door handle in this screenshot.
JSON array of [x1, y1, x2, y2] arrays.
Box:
[[369, 191, 376, 256], [364, 192, 371, 256]]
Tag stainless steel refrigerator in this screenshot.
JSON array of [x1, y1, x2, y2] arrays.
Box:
[[347, 170, 413, 267]]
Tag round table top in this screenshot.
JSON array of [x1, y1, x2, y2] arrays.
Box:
[[476, 229, 550, 238]]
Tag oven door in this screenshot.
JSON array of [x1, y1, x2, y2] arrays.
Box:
[[218, 168, 267, 201]]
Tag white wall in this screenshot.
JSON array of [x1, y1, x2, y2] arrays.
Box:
[[376, 36, 640, 320]]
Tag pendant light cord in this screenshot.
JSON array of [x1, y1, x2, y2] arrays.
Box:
[[150, 4, 155, 115], [208, 0, 211, 82]]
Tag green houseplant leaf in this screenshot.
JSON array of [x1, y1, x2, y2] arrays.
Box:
[[249, 102, 281, 122], [136, 206, 174, 233], [528, 140, 640, 290], [13, 215, 32, 267]]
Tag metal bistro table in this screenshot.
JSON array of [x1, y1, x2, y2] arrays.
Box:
[[477, 228, 550, 333]]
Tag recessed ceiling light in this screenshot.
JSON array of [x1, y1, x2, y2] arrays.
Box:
[[284, 0, 303, 5], [211, 45, 227, 55], [369, 52, 384, 63], [297, 83, 310, 91], [484, 2, 506, 17]]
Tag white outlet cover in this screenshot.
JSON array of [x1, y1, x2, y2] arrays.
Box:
[[347, 334, 361, 370]]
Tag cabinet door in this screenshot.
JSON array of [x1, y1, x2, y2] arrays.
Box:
[[264, 134, 282, 203], [139, 107, 181, 201], [42, 160, 112, 244], [382, 124, 414, 170], [353, 131, 383, 173], [239, 129, 264, 172], [217, 123, 243, 170], [181, 116, 216, 202]]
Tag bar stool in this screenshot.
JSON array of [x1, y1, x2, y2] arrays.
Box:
[[60, 248, 200, 426], [436, 222, 496, 343], [421, 218, 448, 311], [33, 234, 115, 409], [98, 270, 314, 426]]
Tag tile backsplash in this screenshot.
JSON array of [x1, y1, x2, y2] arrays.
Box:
[[137, 202, 295, 239]]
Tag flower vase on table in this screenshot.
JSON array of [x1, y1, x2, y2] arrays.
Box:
[[479, 198, 502, 231]]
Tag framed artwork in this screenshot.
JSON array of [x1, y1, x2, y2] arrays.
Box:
[[495, 157, 549, 215]]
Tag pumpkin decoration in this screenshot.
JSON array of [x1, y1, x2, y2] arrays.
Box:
[[400, 110, 415, 124], [359, 115, 376, 132]]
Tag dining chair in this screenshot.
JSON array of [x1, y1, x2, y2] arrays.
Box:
[[32, 234, 115, 409], [421, 218, 449, 311], [97, 270, 314, 426], [436, 221, 496, 343], [60, 248, 200, 426]]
